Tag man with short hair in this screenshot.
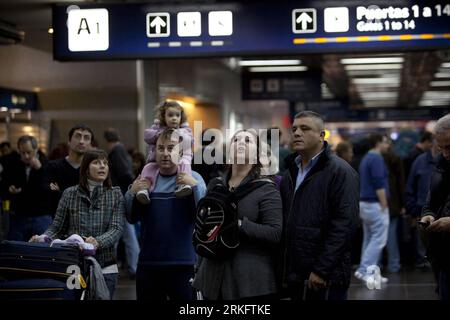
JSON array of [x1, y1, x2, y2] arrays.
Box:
[[3, 136, 50, 241], [355, 133, 391, 284], [280, 111, 359, 300], [420, 114, 450, 300], [335, 141, 354, 164], [43, 124, 94, 216], [125, 128, 206, 300], [404, 131, 434, 178]]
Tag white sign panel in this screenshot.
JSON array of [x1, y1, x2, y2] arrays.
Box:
[[177, 12, 202, 37], [324, 7, 349, 33], [208, 11, 233, 36], [68, 8, 109, 52]]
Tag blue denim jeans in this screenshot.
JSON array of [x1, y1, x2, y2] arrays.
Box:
[[386, 216, 401, 272], [121, 221, 140, 274], [103, 273, 118, 300], [7, 215, 52, 241], [357, 202, 389, 275]]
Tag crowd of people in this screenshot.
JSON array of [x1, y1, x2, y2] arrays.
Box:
[[0, 100, 449, 301]]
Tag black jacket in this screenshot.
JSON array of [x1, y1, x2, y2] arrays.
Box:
[[280, 142, 359, 288], [421, 154, 450, 270], [2, 151, 49, 216], [108, 143, 134, 195]]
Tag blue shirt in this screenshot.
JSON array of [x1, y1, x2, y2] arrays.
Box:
[[125, 171, 206, 265], [359, 151, 390, 202], [295, 150, 323, 191]]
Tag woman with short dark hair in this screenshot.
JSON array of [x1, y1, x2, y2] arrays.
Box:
[[31, 149, 124, 299]]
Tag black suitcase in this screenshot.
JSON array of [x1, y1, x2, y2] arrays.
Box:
[[0, 240, 83, 281], [0, 278, 77, 300]]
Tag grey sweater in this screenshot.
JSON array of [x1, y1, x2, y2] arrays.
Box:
[[192, 177, 283, 300]]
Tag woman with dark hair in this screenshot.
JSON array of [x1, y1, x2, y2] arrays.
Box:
[[192, 129, 283, 300], [30, 149, 124, 299]]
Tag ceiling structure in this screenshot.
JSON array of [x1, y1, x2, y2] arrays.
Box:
[[1, 0, 450, 110]]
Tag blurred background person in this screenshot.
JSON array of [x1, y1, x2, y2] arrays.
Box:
[[104, 128, 140, 279], [335, 141, 354, 164]]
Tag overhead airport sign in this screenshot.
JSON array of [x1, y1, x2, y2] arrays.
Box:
[[0, 88, 37, 111], [242, 71, 322, 100], [53, 1, 450, 60]]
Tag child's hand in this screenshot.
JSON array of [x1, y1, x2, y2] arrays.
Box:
[[130, 176, 151, 195], [176, 173, 197, 187]]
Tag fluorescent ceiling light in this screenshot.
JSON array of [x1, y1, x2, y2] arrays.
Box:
[[239, 59, 301, 66], [365, 101, 397, 107], [354, 85, 400, 90], [353, 77, 400, 84], [418, 100, 450, 107], [430, 81, 450, 87], [441, 62, 450, 68], [347, 70, 400, 76], [360, 92, 398, 99], [341, 57, 404, 64], [423, 91, 450, 99], [435, 72, 450, 78], [344, 64, 403, 71], [249, 66, 308, 72]]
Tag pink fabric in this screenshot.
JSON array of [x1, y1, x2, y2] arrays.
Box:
[[140, 162, 159, 193], [143, 121, 194, 164]]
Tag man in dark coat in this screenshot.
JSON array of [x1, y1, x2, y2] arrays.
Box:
[[280, 111, 359, 300], [3, 136, 50, 241], [420, 114, 450, 300]]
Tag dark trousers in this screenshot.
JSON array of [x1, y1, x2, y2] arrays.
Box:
[[7, 215, 52, 241], [439, 270, 450, 301], [287, 282, 348, 301], [136, 265, 194, 301]]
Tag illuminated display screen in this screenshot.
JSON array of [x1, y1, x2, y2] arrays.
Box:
[[53, 1, 450, 60]]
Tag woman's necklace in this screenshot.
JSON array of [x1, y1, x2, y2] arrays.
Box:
[[228, 177, 242, 191]]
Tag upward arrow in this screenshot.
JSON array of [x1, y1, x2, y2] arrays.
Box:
[[150, 16, 167, 34], [296, 12, 313, 30]]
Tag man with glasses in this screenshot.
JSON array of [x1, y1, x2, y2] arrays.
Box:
[[420, 114, 450, 300]]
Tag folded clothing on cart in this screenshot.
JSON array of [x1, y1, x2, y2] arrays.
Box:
[[34, 234, 96, 256]]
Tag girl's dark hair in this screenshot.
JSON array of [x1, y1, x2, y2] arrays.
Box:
[[226, 129, 263, 179], [79, 149, 112, 191], [156, 100, 187, 127]]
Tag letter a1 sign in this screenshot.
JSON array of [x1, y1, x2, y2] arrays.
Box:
[[292, 8, 316, 34], [68, 8, 109, 52]]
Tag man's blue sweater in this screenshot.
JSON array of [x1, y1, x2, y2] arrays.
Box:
[[125, 171, 206, 265], [359, 151, 390, 202]]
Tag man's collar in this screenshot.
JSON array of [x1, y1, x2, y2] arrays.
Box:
[[295, 147, 324, 168]]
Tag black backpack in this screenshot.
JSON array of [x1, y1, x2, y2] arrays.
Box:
[[193, 177, 273, 260]]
